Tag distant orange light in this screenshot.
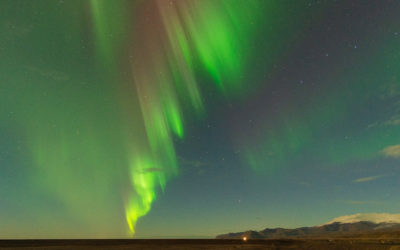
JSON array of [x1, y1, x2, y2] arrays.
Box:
[[243, 236, 247, 241]]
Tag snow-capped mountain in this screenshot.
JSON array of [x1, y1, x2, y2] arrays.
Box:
[[217, 213, 400, 239], [322, 213, 400, 225]]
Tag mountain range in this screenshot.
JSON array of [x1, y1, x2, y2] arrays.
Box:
[[216, 213, 400, 239]]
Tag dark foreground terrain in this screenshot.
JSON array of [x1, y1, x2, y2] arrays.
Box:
[[1, 239, 400, 250]]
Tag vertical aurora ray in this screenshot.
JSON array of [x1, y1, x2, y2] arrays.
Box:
[[0, 0, 139, 237], [170, 0, 262, 94], [89, 0, 128, 66], [88, 0, 263, 234], [0, 0, 264, 236]]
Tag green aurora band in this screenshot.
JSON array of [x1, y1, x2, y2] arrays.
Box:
[[2, 0, 396, 237], [0, 0, 264, 236], [240, 15, 400, 173], [88, 0, 263, 234]]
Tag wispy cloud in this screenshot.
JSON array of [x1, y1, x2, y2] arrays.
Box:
[[381, 145, 400, 159], [353, 174, 386, 183], [340, 200, 384, 206], [368, 115, 400, 128], [384, 116, 400, 126]]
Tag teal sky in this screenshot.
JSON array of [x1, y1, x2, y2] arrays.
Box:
[[0, 0, 399, 238]]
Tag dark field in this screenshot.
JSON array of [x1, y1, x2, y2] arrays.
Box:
[[1, 239, 400, 250]]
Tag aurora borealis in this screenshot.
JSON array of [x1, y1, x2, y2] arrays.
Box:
[[90, 0, 264, 234], [1, 0, 400, 238]]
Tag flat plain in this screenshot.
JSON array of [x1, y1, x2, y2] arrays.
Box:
[[1, 239, 400, 250]]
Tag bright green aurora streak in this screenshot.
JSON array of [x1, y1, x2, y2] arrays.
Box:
[[89, 0, 263, 234]]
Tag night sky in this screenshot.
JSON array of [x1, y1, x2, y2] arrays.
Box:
[[0, 0, 400, 238]]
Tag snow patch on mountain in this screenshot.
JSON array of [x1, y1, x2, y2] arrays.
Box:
[[323, 213, 400, 225]]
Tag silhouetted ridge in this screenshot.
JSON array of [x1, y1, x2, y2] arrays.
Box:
[[216, 221, 400, 239]]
